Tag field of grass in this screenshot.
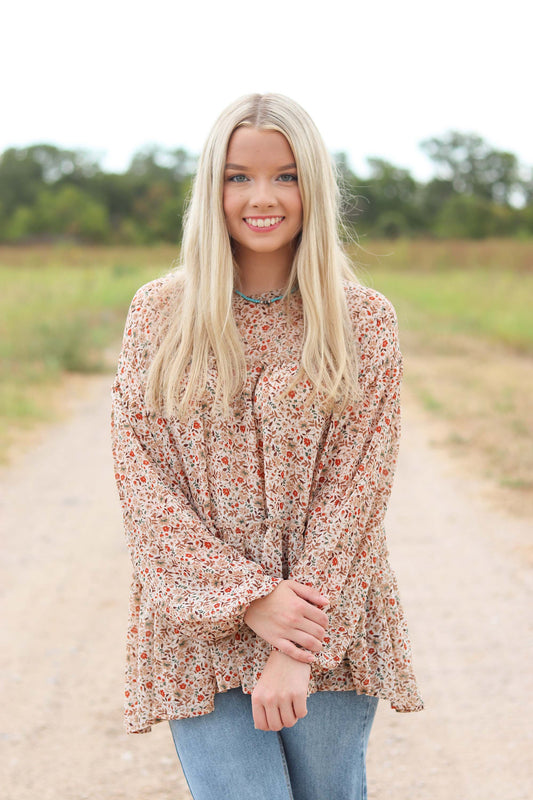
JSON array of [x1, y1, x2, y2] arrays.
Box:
[[360, 268, 533, 353], [0, 245, 174, 458], [1, 240, 532, 515], [350, 239, 533, 352]]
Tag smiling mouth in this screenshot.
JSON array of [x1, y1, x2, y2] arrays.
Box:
[[243, 216, 284, 229]]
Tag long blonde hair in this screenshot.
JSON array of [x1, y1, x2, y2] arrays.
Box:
[[145, 93, 362, 421]]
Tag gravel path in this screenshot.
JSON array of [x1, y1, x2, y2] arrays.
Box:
[[0, 374, 531, 800]]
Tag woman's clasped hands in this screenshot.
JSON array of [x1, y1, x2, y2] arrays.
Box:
[[243, 579, 330, 731]]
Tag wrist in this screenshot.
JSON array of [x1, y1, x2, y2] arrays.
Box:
[[268, 648, 312, 670]]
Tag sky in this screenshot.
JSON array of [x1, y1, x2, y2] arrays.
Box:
[[2, 0, 532, 181]]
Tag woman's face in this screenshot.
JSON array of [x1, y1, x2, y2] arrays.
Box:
[[223, 127, 303, 268]]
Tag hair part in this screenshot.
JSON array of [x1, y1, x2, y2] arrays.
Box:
[[145, 93, 362, 421]]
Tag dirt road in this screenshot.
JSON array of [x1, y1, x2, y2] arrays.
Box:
[[1, 373, 531, 800]]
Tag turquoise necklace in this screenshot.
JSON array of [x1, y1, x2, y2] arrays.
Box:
[[233, 285, 298, 305]]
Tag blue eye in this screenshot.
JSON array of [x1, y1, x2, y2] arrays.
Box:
[[228, 174, 248, 183], [278, 173, 298, 183]]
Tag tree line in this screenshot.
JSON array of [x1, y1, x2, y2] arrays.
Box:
[[0, 132, 531, 243]]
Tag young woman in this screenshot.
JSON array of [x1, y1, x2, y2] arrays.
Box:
[[111, 93, 423, 800]]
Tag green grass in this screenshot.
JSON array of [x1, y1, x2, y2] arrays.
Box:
[[348, 238, 533, 354], [0, 245, 175, 457], [350, 237, 533, 273], [356, 267, 533, 354]]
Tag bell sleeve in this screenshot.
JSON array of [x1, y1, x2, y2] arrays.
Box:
[[111, 283, 282, 644], [289, 294, 403, 669]]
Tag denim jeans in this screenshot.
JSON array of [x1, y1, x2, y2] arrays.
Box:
[[169, 687, 378, 800]]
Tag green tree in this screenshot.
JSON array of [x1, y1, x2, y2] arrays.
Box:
[[420, 132, 523, 205], [122, 146, 194, 242], [31, 186, 111, 241], [357, 158, 420, 237], [3, 206, 34, 241], [434, 194, 496, 238], [0, 144, 101, 217]]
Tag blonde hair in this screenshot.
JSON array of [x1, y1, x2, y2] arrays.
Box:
[[145, 92, 362, 421]]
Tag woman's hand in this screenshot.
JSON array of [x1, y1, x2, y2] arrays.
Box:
[[243, 579, 330, 664], [252, 649, 311, 731]]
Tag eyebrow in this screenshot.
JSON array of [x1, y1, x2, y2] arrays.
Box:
[[224, 162, 297, 170]]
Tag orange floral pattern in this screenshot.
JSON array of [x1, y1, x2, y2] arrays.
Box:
[[111, 275, 424, 734]]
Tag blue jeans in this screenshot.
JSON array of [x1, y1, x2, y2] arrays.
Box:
[[169, 687, 378, 800]]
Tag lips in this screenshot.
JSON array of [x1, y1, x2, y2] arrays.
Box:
[[243, 216, 284, 230]]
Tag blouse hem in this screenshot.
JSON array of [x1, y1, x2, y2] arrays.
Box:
[[124, 677, 424, 735]]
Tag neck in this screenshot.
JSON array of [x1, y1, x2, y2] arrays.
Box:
[[233, 248, 293, 296]]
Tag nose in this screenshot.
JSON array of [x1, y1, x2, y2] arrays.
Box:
[[250, 178, 276, 208]]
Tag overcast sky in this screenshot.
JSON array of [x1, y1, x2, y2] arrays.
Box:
[[2, 0, 531, 180]]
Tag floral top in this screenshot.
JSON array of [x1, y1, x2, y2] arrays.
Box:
[[111, 274, 424, 734]]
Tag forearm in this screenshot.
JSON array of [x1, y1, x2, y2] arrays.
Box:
[[243, 579, 330, 662]]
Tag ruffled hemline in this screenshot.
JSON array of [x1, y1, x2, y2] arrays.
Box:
[[124, 648, 424, 734]]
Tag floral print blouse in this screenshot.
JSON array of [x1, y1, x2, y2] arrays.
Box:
[[111, 274, 424, 734]]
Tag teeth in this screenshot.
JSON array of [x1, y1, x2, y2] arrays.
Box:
[[244, 217, 283, 228]]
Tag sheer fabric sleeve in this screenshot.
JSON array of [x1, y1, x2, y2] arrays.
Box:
[[289, 295, 403, 669], [111, 284, 282, 644]]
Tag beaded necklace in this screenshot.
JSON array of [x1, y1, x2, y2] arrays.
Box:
[[233, 286, 298, 305]]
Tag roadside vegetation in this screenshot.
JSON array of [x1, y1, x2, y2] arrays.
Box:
[[0, 246, 174, 458]]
